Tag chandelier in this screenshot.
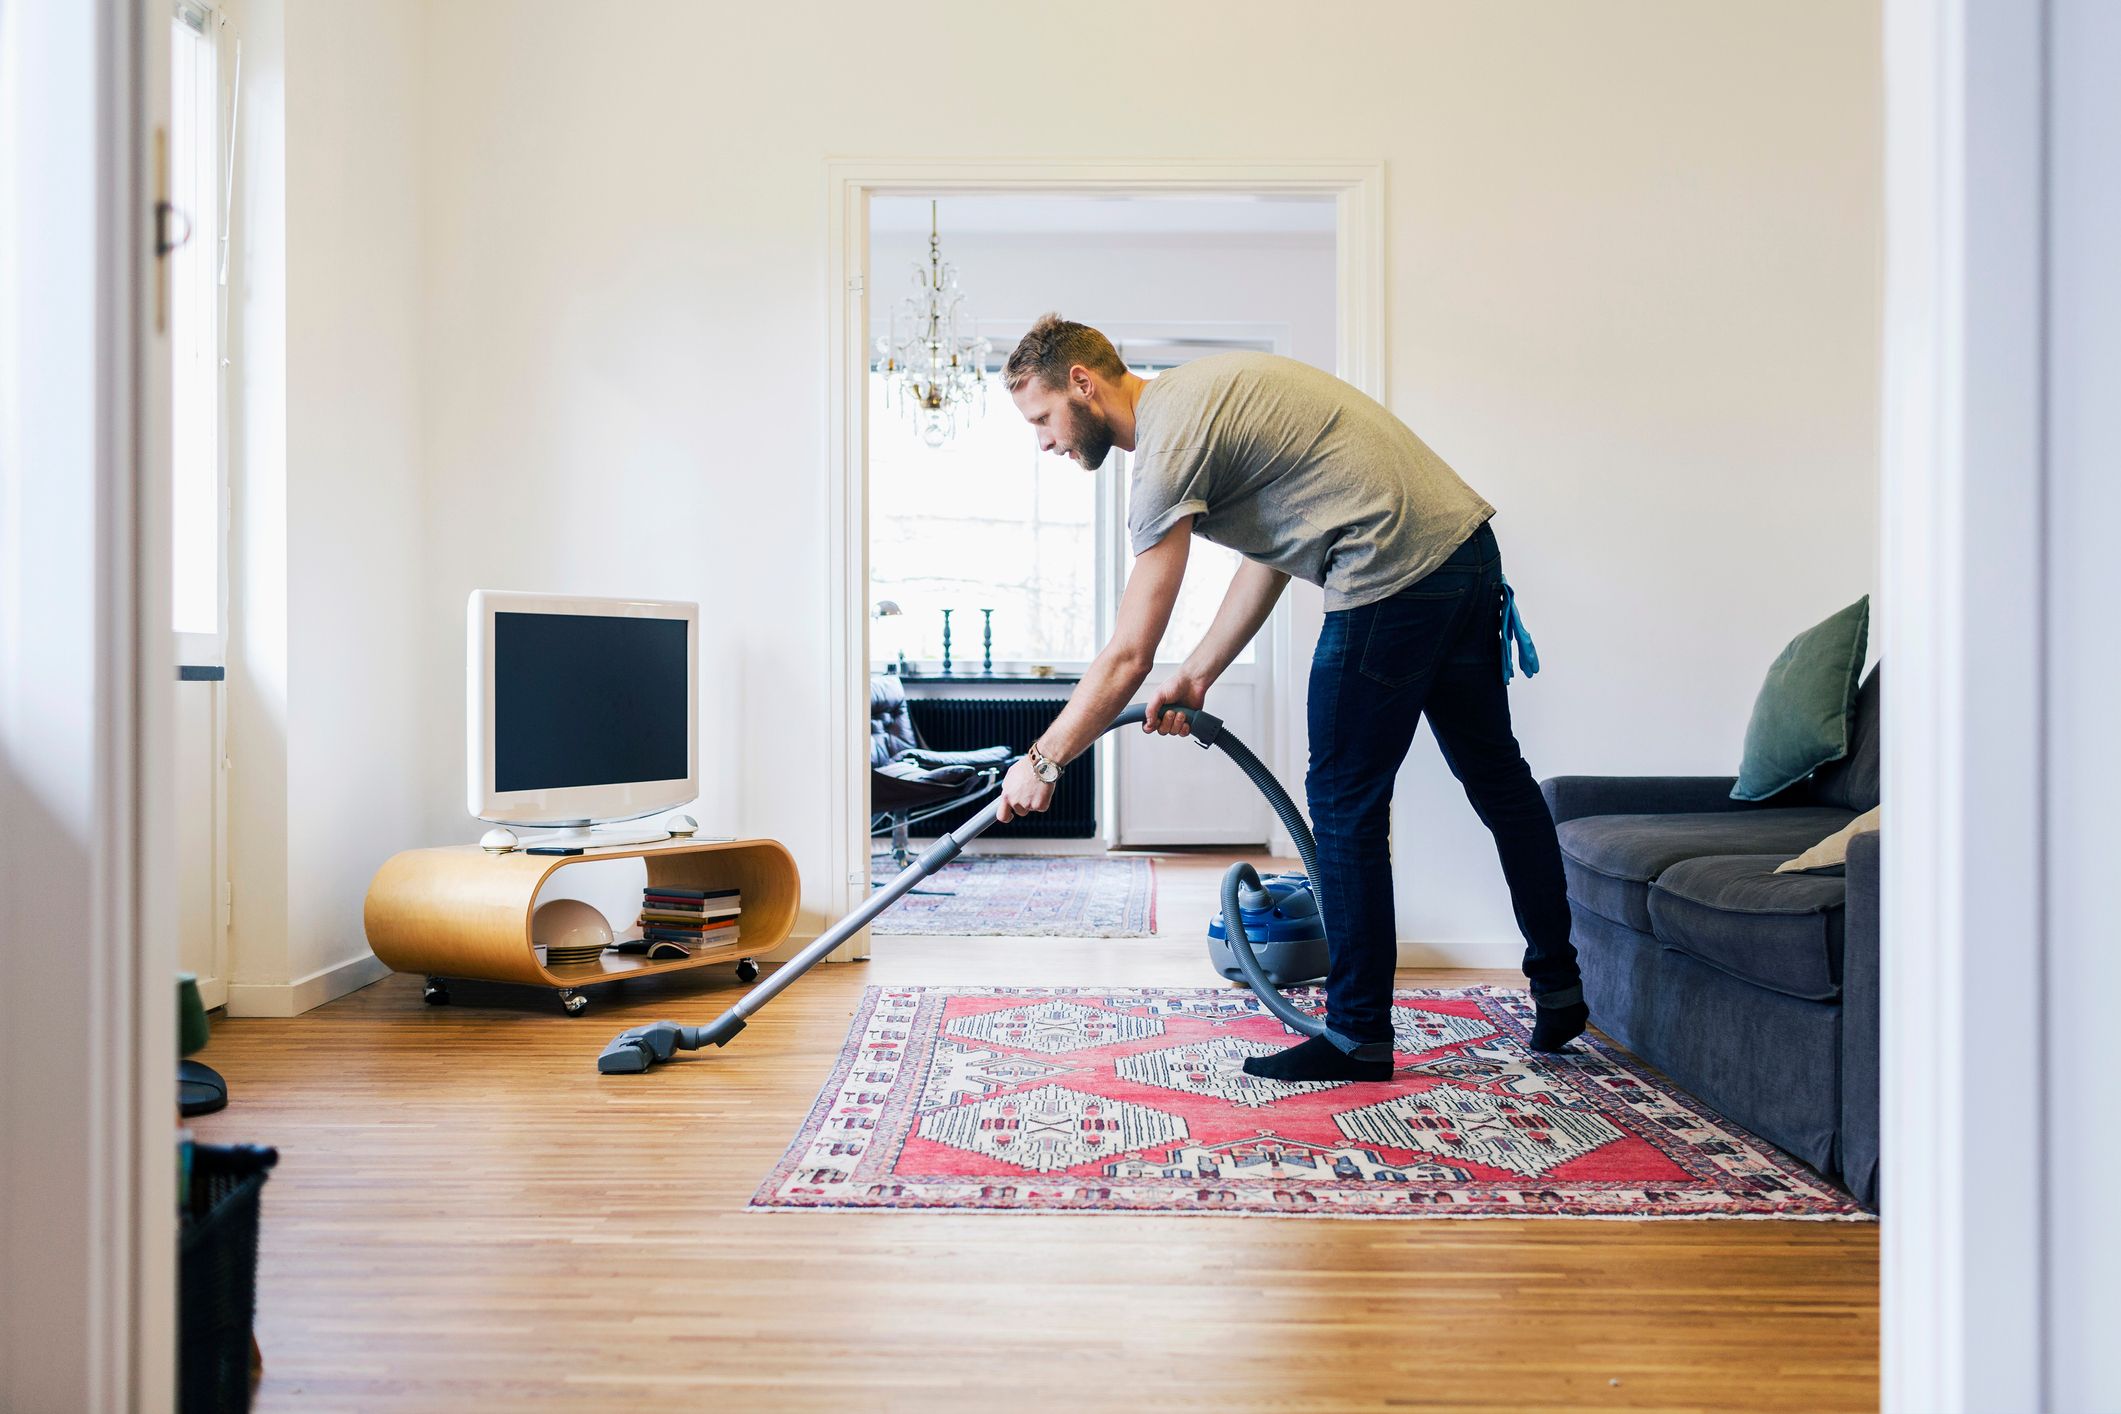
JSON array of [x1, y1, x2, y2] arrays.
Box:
[[875, 201, 991, 447]]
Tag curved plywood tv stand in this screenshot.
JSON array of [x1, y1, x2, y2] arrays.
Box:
[[363, 837, 798, 1014]]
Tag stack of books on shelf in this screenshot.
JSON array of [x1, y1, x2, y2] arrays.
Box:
[[630, 885, 740, 959]]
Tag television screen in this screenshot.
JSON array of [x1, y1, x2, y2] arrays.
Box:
[[492, 611, 690, 793]]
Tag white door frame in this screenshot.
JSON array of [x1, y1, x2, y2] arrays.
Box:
[[0, 0, 177, 1406], [1878, 0, 2121, 1407], [824, 158, 1384, 949]]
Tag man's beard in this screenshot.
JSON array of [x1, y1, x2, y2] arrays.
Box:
[[1061, 400, 1115, 470]]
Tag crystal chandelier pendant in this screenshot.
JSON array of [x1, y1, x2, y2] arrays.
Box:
[[877, 200, 990, 447]]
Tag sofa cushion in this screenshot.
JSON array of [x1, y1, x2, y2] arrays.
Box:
[[1556, 808, 1859, 933], [871, 757, 985, 812], [1808, 665, 1881, 813], [1775, 805, 1881, 875], [904, 745, 1012, 769], [1649, 854, 1848, 1001]]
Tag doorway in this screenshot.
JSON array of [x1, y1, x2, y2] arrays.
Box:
[[827, 162, 1385, 945]]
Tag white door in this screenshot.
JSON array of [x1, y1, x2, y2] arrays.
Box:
[[1113, 472, 1276, 849], [1117, 625, 1274, 845], [169, 0, 231, 1006]]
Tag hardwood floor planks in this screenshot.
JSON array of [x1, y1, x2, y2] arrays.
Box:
[[190, 851, 1877, 1412]]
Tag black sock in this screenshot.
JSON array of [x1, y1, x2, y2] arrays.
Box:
[[1528, 1001, 1590, 1053], [1241, 1034, 1394, 1083]]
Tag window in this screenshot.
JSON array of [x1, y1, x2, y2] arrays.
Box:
[[169, 1, 223, 639], [868, 374, 1098, 665], [868, 357, 1257, 670]]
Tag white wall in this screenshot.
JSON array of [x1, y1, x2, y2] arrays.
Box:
[[2, 2, 124, 1399], [223, 0, 428, 1012], [403, 1, 1878, 958], [3, 0, 176, 1400]]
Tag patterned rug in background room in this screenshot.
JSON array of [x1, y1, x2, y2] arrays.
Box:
[[753, 985, 1872, 1220], [866, 853, 1156, 937]]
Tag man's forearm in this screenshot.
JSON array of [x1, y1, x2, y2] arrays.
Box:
[[1182, 561, 1289, 685], [1036, 642, 1154, 766]]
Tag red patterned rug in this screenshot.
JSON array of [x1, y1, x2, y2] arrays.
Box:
[[753, 985, 1869, 1220]]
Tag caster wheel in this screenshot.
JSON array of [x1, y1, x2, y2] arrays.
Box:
[[423, 978, 450, 1006], [735, 957, 760, 983], [559, 989, 589, 1017]]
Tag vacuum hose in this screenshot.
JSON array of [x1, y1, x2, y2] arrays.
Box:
[[1144, 707, 1371, 1055], [597, 701, 1355, 1073]]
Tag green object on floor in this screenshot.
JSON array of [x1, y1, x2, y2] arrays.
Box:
[[178, 971, 210, 1056], [177, 972, 228, 1116], [1732, 595, 1871, 801]]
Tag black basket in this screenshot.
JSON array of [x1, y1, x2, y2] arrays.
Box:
[[179, 1143, 278, 1414]]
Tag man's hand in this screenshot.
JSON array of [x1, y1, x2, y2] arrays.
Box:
[[996, 755, 1056, 824], [1144, 672, 1210, 737]]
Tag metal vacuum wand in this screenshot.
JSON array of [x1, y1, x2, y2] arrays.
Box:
[[596, 702, 1340, 1074], [595, 766, 1033, 1074]]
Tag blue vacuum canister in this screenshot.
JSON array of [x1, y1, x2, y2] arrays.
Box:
[[1206, 872, 1330, 987]]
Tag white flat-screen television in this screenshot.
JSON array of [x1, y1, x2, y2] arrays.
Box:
[[467, 590, 697, 845]]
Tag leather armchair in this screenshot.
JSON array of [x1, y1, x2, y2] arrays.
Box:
[[870, 675, 1015, 865]]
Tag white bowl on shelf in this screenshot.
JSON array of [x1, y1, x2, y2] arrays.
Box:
[[531, 898, 614, 957]]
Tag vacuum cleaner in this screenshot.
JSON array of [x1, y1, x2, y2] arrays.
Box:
[[597, 703, 1368, 1074]]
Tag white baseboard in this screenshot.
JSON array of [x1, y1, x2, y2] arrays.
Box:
[[763, 928, 874, 963], [224, 951, 392, 1018], [1396, 939, 1523, 972]]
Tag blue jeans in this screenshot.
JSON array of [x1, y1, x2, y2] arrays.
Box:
[[1306, 520, 1582, 1048]]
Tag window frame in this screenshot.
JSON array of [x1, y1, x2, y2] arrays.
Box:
[[168, 0, 230, 661]]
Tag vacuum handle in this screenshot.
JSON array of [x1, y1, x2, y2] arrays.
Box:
[[742, 704, 1221, 1009], [1107, 702, 1223, 744]]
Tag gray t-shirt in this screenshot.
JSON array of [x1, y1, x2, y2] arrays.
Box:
[[1126, 352, 1496, 611]]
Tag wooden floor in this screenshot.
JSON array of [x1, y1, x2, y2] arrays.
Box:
[[191, 852, 1878, 1413]]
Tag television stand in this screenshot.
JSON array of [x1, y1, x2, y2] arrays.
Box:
[[362, 836, 798, 1015]]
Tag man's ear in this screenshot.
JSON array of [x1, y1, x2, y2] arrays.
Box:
[[1070, 364, 1096, 399]]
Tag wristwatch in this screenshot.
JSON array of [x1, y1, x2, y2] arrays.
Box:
[[1026, 739, 1063, 784]]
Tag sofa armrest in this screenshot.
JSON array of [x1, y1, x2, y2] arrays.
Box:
[[1539, 774, 1757, 825], [1839, 829, 1881, 1209]]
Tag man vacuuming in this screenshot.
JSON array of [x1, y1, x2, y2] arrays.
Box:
[[995, 315, 1586, 1082]]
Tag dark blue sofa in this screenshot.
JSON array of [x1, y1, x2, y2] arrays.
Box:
[[1541, 668, 1880, 1207]]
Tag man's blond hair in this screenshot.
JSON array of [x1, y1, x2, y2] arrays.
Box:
[[1003, 313, 1127, 392]]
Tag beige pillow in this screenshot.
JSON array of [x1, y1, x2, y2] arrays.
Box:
[[1775, 806, 1882, 875]]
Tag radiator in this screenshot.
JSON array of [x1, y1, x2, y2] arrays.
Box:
[[905, 695, 1095, 839]]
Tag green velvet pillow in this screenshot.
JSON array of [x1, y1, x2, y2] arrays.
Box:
[[1732, 596, 1871, 801]]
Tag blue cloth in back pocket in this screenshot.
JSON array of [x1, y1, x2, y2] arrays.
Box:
[[1501, 577, 1540, 683]]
